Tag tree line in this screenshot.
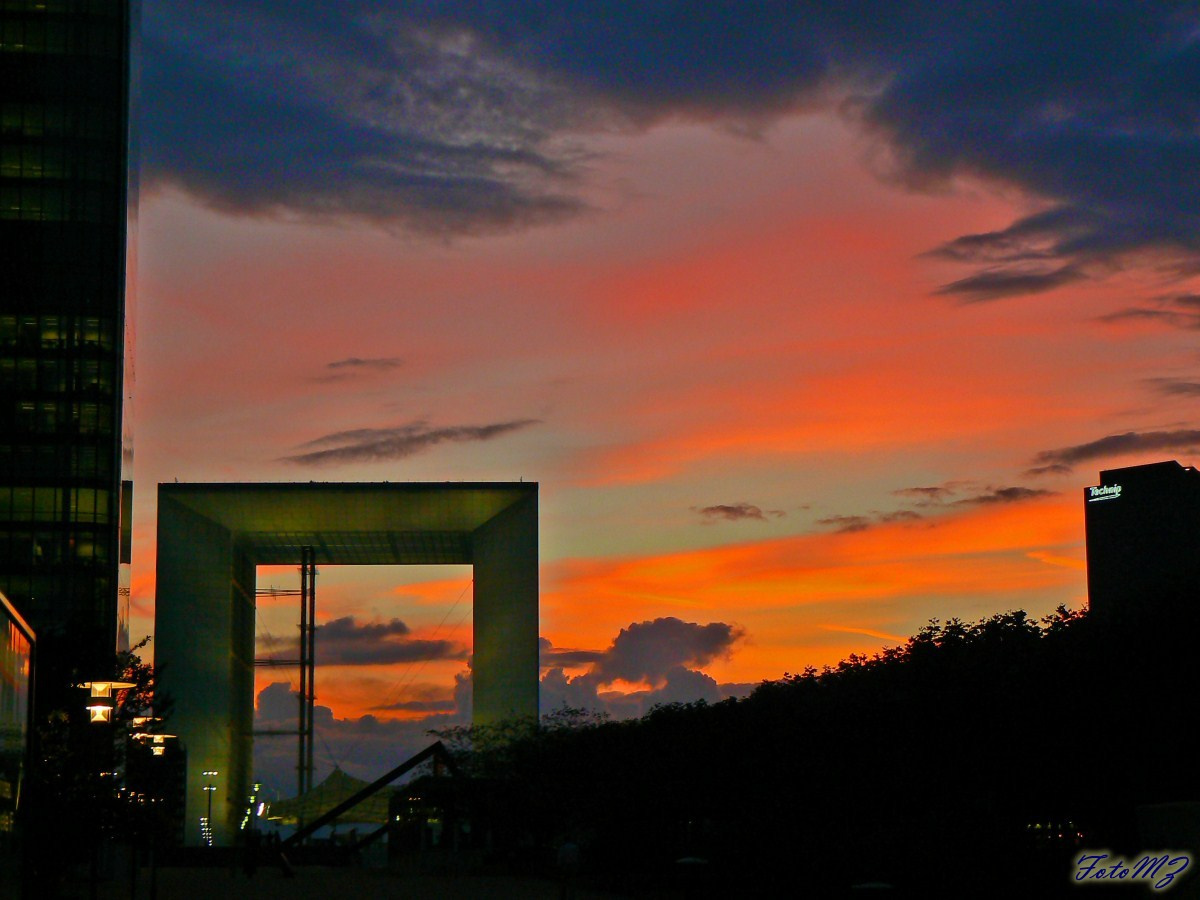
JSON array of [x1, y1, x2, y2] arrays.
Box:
[[432, 603, 1200, 896]]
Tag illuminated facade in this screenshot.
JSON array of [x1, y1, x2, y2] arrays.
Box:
[[1084, 460, 1200, 616], [0, 590, 34, 879], [0, 0, 135, 687], [155, 482, 540, 846]]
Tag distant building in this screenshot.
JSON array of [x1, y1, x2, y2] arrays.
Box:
[[0, 0, 136, 693], [0, 590, 34, 881], [1084, 460, 1200, 616]]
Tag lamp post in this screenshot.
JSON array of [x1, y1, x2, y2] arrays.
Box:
[[201, 772, 219, 847], [78, 680, 134, 900], [81, 679, 136, 723]]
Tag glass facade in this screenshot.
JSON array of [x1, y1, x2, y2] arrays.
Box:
[[0, 0, 132, 680], [0, 591, 33, 870]]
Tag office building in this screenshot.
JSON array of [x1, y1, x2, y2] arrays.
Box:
[[0, 590, 34, 881], [1084, 460, 1200, 617], [0, 0, 135, 693]]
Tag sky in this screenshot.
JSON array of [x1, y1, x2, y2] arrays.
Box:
[[129, 1, 1200, 792]]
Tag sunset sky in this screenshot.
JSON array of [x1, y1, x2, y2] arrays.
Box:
[[129, 2, 1200, 788]]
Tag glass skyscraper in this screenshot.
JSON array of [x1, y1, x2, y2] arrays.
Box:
[[0, 0, 134, 693]]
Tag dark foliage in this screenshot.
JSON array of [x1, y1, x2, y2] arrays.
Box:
[[20, 638, 174, 896], [432, 605, 1200, 896]]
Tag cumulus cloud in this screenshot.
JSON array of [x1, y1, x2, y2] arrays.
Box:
[[254, 681, 470, 796], [255, 620, 749, 791], [144, 3, 1200, 294], [316, 615, 466, 666], [1033, 430, 1200, 470], [539, 665, 742, 720], [587, 617, 744, 687], [537, 619, 748, 718], [538, 636, 604, 669], [694, 502, 784, 523], [280, 418, 539, 465]]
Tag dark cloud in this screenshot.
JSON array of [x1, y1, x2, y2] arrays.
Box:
[[953, 486, 1055, 505], [316, 615, 465, 666], [877, 509, 923, 523], [539, 666, 743, 720], [1033, 430, 1200, 469], [694, 502, 784, 523], [143, 3, 588, 234], [587, 617, 743, 687], [538, 636, 604, 669], [281, 418, 539, 465], [1146, 377, 1200, 397], [1098, 294, 1200, 330], [1025, 463, 1074, 477], [934, 265, 1086, 303], [823, 481, 1046, 530], [817, 514, 872, 533], [145, 3, 1200, 291], [255, 616, 749, 792], [327, 357, 404, 370], [315, 357, 405, 383], [894, 486, 953, 504], [254, 681, 470, 796], [369, 698, 456, 713]]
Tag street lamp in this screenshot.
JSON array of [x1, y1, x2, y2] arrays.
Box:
[[77, 679, 134, 900], [201, 771, 219, 847], [79, 679, 136, 723]]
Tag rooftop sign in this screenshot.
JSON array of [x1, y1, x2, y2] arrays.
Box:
[[1088, 484, 1123, 502]]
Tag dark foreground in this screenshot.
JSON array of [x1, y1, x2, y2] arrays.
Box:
[[8, 866, 623, 900]]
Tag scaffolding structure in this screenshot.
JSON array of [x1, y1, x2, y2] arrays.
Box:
[[253, 546, 317, 799]]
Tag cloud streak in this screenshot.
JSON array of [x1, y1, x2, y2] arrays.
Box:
[[281, 418, 539, 465], [1034, 430, 1200, 469], [315, 616, 466, 666], [694, 502, 784, 523], [1098, 294, 1200, 331], [314, 357, 406, 383], [328, 357, 403, 371]]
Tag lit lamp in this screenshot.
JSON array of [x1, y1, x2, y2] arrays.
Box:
[[131, 730, 177, 756], [150, 735, 175, 757], [79, 680, 136, 723]]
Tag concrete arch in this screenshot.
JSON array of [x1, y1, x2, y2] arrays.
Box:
[[153, 482, 538, 846]]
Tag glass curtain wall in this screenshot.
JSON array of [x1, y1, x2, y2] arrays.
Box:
[[0, 0, 132, 686]]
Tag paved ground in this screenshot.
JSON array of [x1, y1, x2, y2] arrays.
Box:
[[75, 866, 621, 900]]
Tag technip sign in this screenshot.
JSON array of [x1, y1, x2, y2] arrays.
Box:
[[1088, 484, 1123, 502]]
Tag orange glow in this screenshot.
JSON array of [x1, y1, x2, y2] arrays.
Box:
[[544, 494, 1085, 684]]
